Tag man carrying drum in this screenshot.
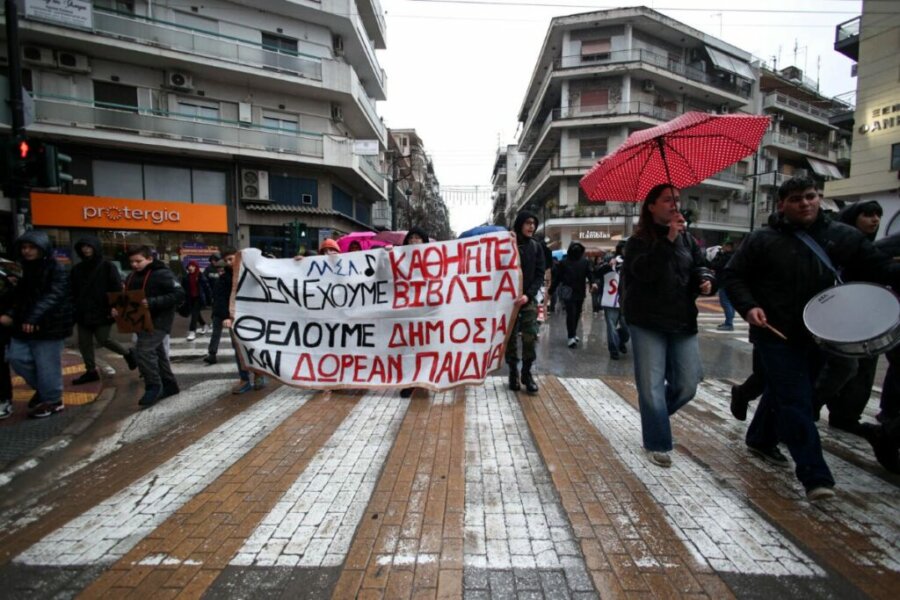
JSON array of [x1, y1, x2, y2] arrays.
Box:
[[722, 176, 899, 502]]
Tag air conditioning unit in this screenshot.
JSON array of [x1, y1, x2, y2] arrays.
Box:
[[56, 51, 91, 73], [642, 79, 656, 92], [240, 169, 270, 201], [331, 103, 344, 122], [166, 70, 194, 91], [22, 45, 56, 68], [332, 34, 344, 56], [717, 104, 730, 114]]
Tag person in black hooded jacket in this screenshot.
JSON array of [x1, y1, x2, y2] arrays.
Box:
[[70, 236, 136, 384], [505, 211, 545, 393], [0, 230, 74, 418], [399, 226, 430, 399], [549, 242, 593, 348], [813, 201, 883, 435]]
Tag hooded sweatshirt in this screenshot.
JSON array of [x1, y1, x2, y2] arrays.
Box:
[[550, 242, 592, 301], [838, 201, 882, 241], [512, 211, 546, 302], [71, 235, 123, 327], [7, 230, 73, 340]]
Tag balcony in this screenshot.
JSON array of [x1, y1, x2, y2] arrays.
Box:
[[694, 207, 750, 229], [763, 92, 840, 125], [758, 172, 791, 188], [763, 131, 831, 159], [323, 137, 386, 197], [544, 203, 630, 220], [834, 16, 860, 61]]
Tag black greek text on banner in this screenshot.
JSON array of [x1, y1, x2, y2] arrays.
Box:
[[230, 231, 522, 390]]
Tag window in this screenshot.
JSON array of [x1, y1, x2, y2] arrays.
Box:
[[262, 112, 299, 132], [93, 81, 138, 113], [91, 160, 227, 204], [581, 38, 611, 60], [580, 137, 608, 159], [270, 175, 317, 206], [355, 199, 371, 225], [332, 185, 353, 216], [262, 33, 298, 55], [892, 143, 900, 171], [176, 99, 219, 121], [579, 89, 609, 113], [94, 0, 135, 13]]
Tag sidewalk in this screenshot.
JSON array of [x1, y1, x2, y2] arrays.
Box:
[[0, 349, 104, 469]]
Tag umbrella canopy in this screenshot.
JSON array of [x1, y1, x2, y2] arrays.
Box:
[[580, 112, 770, 202], [337, 231, 387, 253], [373, 230, 408, 246], [458, 225, 507, 239]]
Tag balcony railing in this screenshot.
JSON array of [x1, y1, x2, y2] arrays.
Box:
[[696, 208, 750, 227], [543, 203, 630, 220], [758, 172, 791, 188], [358, 154, 385, 189], [763, 132, 830, 157], [835, 16, 861, 44], [32, 95, 325, 157], [554, 48, 753, 99], [708, 167, 744, 184], [763, 92, 839, 121]]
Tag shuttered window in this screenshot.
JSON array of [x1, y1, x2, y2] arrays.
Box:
[[581, 39, 611, 58], [580, 89, 610, 112]]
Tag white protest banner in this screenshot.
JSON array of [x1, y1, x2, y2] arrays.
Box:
[[230, 231, 522, 390]]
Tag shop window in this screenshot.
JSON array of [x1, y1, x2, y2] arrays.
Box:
[[262, 33, 298, 55], [93, 160, 144, 199], [270, 175, 317, 206], [145, 165, 192, 201], [192, 170, 227, 205], [93, 80, 138, 113], [892, 143, 900, 171], [580, 137, 608, 159], [262, 112, 299, 132], [355, 199, 370, 225], [176, 98, 219, 122], [332, 185, 353, 217]]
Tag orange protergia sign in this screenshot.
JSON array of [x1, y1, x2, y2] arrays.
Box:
[[30, 193, 229, 233]]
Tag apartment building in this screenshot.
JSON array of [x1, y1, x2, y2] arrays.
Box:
[[0, 0, 387, 261], [826, 0, 900, 238], [510, 6, 758, 251], [490, 144, 524, 228], [388, 128, 450, 240]]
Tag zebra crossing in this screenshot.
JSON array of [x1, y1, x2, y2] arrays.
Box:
[[1, 373, 897, 598]]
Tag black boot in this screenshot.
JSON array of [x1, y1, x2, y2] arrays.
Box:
[[521, 362, 538, 394], [508, 365, 521, 391], [72, 369, 100, 385], [139, 385, 162, 408]]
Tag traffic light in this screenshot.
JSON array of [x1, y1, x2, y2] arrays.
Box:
[[43, 145, 73, 188], [3, 137, 72, 189], [281, 221, 309, 256]]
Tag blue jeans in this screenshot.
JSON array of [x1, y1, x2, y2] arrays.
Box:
[[718, 289, 735, 326], [748, 339, 834, 490], [603, 308, 630, 354], [630, 324, 703, 452], [8, 338, 64, 404]]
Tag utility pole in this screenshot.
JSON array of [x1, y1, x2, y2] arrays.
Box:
[[5, 0, 27, 237]]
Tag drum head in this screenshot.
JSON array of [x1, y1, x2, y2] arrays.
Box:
[[804, 283, 900, 343]]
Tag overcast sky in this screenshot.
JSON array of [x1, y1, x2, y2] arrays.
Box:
[[375, 0, 862, 234]]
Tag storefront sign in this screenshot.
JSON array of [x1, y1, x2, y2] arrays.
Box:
[[31, 193, 228, 233], [577, 229, 611, 240], [232, 231, 521, 390], [858, 101, 900, 135], [25, 0, 93, 30]]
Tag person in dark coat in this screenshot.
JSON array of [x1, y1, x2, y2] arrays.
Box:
[[217, 249, 267, 395], [70, 236, 136, 384], [549, 242, 593, 348], [181, 260, 211, 341], [120, 245, 185, 407], [399, 227, 430, 399], [722, 177, 898, 501], [506, 210, 545, 393], [710, 240, 736, 331], [621, 184, 715, 468], [0, 259, 20, 420], [203, 248, 236, 366], [0, 230, 74, 418], [814, 201, 884, 434]]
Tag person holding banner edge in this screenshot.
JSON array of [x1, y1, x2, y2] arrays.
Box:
[[595, 240, 629, 360], [506, 211, 545, 394]]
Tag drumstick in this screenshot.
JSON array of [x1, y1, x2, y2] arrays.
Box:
[[764, 323, 788, 341]]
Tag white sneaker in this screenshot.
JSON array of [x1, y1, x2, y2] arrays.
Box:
[[199, 325, 208, 335], [647, 451, 672, 468], [0, 401, 12, 420], [187, 331, 196, 341], [806, 486, 835, 502], [567, 338, 577, 348]]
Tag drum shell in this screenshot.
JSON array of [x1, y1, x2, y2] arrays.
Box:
[[804, 283, 900, 358]]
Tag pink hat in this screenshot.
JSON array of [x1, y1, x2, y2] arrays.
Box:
[[319, 238, 340, 253]]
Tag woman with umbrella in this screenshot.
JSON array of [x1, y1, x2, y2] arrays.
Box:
[[621, 184, 715, 468]]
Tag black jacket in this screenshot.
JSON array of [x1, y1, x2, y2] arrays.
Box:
[[125, 260, 185, 334], [621, 226, 712, 334], [722, 211, 899, 345], [513, 211, 546, 302], [6, 230, 74, 340], [71, 236, 123, 327], [550, 243, 592, 301], [211, 266, 233, 320]]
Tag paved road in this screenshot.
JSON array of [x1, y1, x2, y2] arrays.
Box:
[[0, 307, 897, 599]]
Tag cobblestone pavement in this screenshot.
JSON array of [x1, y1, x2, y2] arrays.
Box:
[[0, 311, 897, 599]]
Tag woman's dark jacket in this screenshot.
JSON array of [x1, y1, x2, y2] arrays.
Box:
[[621, 225, 712, 334], [722, 211, 898, 345], [6, 230, 74, 340], [211, 266, 233, 320], [549, 243, 592, 301], [71, 236, 123, 328], [181, 265, 211, 306], [126, 260, 185, 334]]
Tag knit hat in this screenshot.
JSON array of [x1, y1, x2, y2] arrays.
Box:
[[319, 238, 340, 253]]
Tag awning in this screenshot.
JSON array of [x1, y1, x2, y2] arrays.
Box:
[[705, 46, 756, 80], [807, 157, 844, 179]]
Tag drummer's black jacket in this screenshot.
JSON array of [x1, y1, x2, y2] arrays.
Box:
[[722, 211, 899, 346]]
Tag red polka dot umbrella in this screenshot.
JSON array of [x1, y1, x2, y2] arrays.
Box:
[[579, 112, 770, 202]]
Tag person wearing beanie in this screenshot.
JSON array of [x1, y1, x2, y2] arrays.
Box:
[[319, 239, 341, 255], [506, 211, 545, 394]]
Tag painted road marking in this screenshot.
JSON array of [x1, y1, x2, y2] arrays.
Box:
[[231, 390, 409, 567], [15, 386, 312, 566], [561, 377, 824, 577]]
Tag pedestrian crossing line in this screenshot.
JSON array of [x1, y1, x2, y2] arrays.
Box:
[[167, 347, 235, 359], [559, 377, 822, 578], [333, 388, 465, 598], [74, 389, 357, 598], [525, 376, 734, 597], [231, 390, 410, 569], [15, 386, 317, 569], [607, 377, 900, 598]]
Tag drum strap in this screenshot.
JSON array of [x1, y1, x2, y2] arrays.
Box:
[[794, 231, 843, 284]]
